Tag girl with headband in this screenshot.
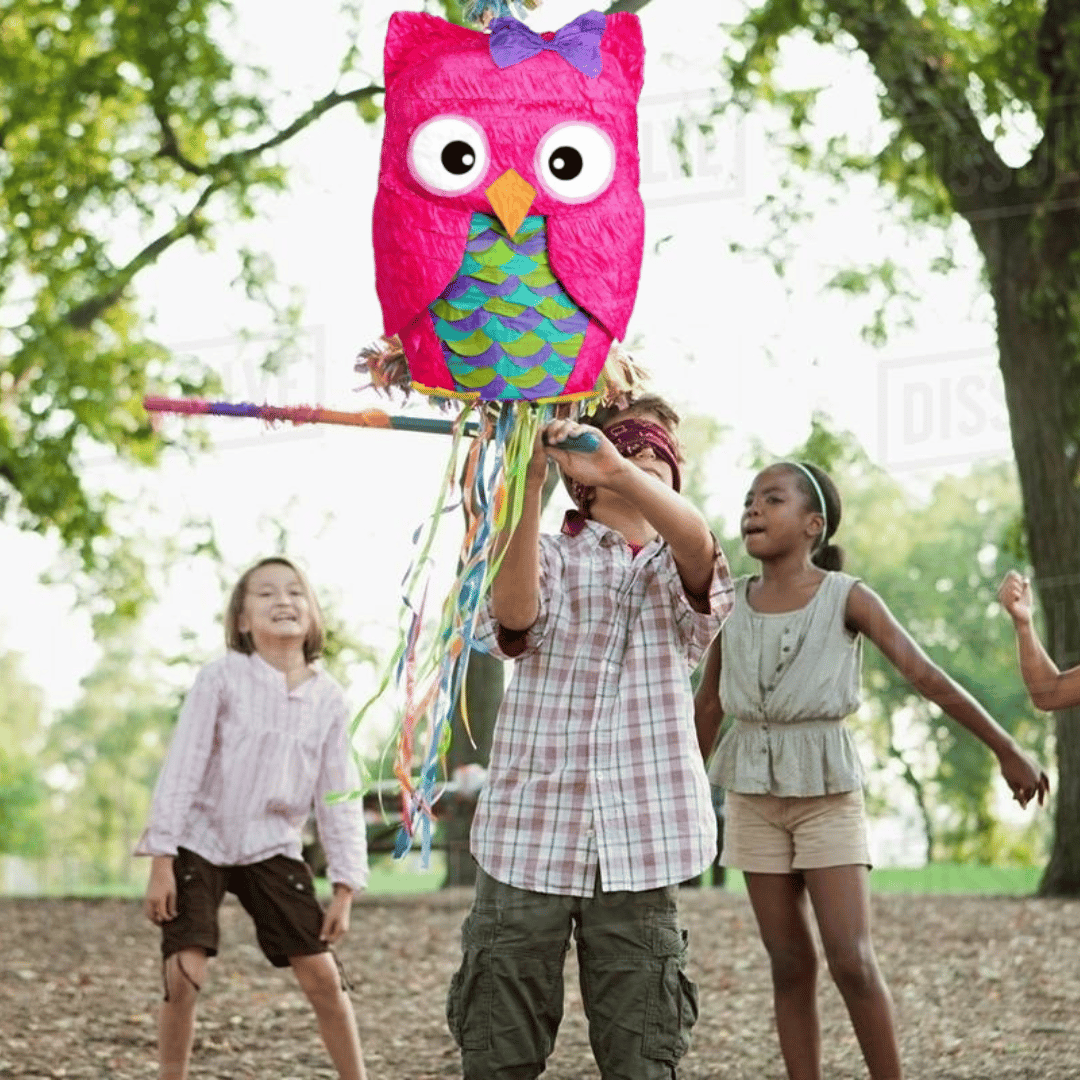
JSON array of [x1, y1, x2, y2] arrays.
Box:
[[694, 461, 1048, 1080]]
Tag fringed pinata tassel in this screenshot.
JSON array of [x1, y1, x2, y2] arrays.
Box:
[[354, 401, 550, 862], [356, 334, 457, 410], [355, 334, 412, 398], [462, 0, 541, 28], [594, 341, 653, 412], [394, 403, 548, 860]]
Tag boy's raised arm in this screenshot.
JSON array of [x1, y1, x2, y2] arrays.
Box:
[[543, 418, 716, 603], [614, 470, 716, 600]]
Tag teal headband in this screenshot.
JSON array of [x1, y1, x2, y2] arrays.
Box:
[[787, 461, 828, 547]]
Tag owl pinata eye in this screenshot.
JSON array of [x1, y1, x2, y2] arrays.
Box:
[[442, 141, 476, 175], [536, 122, 615, 203], [408, 116, 489, 195], [548, 147, 584, 181]]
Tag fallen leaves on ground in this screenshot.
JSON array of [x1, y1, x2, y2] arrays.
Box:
[[1, 889, 1077, 1078]]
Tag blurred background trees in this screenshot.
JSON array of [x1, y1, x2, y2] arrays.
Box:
[[1, 0, 1074, 892]]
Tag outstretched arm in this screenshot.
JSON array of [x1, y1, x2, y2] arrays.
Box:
[[998, 570, 1080, 712], [847, 582, 1049, 808], [694, 633, 725, 760], [544, 419, 715, 602]]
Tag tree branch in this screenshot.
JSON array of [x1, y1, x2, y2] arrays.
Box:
[[220, 83, 383, 166], [824, 0, 1017, 225], [153, 104, 208, 176], [1036, 0, 1078, 92], [66, 180, 221, 330], [1067, 442, 1080, 487], [1029, 0, 1080, 192], [63, 82, 383, 331], [886, 720, 936, 862]]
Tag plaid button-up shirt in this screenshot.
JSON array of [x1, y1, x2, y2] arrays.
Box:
[[472, 519, 734, 895], [135, 651, 368, 891]]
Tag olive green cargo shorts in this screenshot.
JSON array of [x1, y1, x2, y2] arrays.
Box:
[[446, 866, 699, 1080]]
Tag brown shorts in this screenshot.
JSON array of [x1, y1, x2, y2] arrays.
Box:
[[720, 789, 872, 873], [162, 847, 327, 968]]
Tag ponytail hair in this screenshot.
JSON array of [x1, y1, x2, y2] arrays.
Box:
[[784, 461, 845, 571]]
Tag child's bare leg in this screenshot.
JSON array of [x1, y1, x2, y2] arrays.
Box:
[[804, 865, 903, 1080], [745, 872, 822, 1080], [290, 952, 367, 1080], [158, 949, 208, 1080]]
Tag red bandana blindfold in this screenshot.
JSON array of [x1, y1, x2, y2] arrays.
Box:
[[567, 418, 682, 516]]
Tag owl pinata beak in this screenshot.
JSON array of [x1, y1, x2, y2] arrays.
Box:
[[485, 169, 537, 240]]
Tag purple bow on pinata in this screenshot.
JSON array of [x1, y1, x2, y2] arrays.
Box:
[[489, 10, 605, 79]]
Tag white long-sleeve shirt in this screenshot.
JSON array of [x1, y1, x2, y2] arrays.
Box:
[[135, 651, 368, 891]]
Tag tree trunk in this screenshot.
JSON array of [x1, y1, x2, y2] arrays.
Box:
[[442, 648, 502, 887], [889, 742, 936, 863], [978, 211, 1080, 896]]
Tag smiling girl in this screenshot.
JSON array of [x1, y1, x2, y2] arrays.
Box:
[[136, 556, 368, 1080]]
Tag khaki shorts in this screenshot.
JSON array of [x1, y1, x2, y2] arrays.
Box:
[[162, 847, 327, 969], [720, 789, 871, 873]]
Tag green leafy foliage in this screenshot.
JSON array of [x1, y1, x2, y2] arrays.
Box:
[[0, 0, 381, 586], [680, 0, 1080, 891], [42, 633, 183, 886], [849, 465, 1050, 864], [0, 652, 48, 856]]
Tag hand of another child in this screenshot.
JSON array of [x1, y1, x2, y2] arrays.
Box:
[[998, 744, 1050, 808], [997, 570, 1033, 626], [320, 886, 353, 944], [144, 856, 178, 925]]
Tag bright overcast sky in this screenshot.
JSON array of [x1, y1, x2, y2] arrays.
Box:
[[3, 0, 1012, 729]]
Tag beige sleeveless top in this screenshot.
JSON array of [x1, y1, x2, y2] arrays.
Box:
[[707, 572, 864, 796]]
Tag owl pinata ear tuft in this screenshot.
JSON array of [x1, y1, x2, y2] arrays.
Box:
[[461, 0, 541, 28], [384, 12, 482, 86], [600, 12, 645, 98]]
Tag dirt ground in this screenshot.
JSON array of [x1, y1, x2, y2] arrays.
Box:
[[0, 888, 1077, 1079]]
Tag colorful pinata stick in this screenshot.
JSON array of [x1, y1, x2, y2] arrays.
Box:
[[143, 396, 601, 450], [142, 396, 481, 437]]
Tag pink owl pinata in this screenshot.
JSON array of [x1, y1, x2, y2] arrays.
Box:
[[373, 10, 645, 403]]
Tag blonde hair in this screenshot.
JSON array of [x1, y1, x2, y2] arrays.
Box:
[[224, 556, 325, 663]]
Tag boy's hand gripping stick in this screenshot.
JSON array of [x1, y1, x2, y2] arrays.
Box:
[[542, 430, 601, 453]]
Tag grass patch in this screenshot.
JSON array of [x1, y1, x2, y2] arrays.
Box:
[[869, 864, 1041, 895], [313, 852, 447, 898], [9, 860, 1042, 900], [358, 853, 447, 896], [695, 864, 1041, 896]]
